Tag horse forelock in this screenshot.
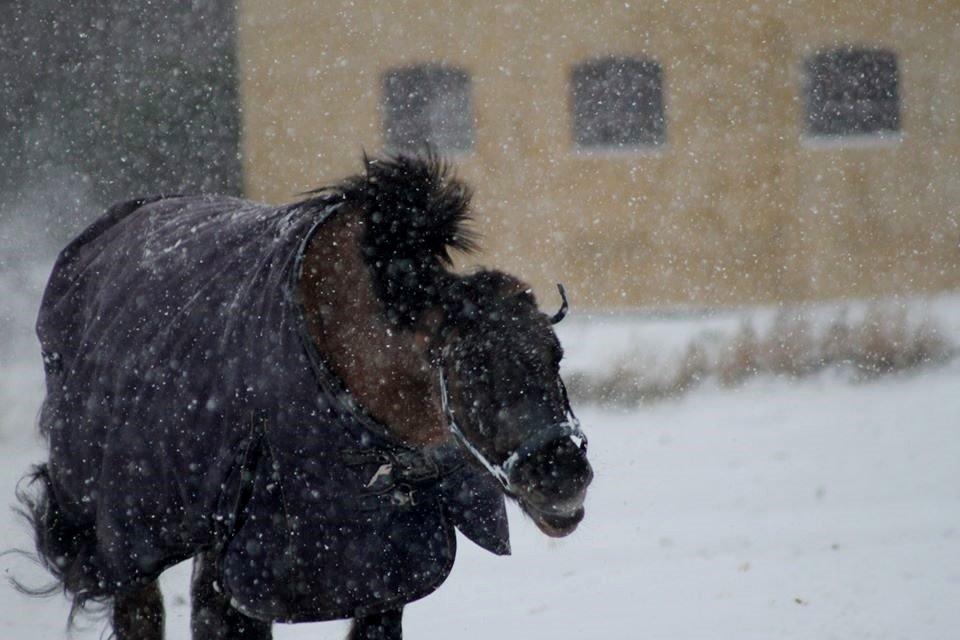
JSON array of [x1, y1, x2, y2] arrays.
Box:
[[303, 151, 479, 329]]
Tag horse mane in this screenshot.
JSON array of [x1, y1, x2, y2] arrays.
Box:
[[297, 152, 545, 444], [306, 152, 479, 327]]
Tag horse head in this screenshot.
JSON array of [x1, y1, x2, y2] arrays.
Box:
[[428, 272, 592, 537], [307, 150, 593, 537]]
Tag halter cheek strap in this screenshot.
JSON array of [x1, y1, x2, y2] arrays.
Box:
[[438, 367, 587, 494]]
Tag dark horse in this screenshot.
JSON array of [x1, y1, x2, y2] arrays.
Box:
[[17, 152, 593, 639]]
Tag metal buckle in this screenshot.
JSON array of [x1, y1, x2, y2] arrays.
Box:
[[389, 484, 417, 507], [42, 351, 63, 375], [356, 483, 418, 511], [346, 446, 440, 510], [345, 448, 440, 485]]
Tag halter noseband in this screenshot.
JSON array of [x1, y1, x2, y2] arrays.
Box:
[[438, 365, 586, 494]]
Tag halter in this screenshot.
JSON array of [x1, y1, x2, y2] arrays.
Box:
[[438, 365, 587, 494]]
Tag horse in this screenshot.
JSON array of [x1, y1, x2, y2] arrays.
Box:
[[16, 152, 593, 639]]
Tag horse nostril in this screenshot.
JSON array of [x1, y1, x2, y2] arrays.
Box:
[[517, 437, 592, 501], [578, 460, 594, 490], [565, 456, 593, 495]]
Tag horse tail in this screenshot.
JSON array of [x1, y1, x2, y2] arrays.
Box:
[[12, 463, 110, 624]]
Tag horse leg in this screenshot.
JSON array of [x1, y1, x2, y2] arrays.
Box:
[[113, 581, 164, 640], [191, 550, 273, 640], [349, 607, 403, 640]]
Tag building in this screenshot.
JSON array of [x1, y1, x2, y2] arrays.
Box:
[[236, 0, 960, 310], [0, 0, 242, 238]]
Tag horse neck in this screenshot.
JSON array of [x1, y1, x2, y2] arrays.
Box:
[[297, 207, 448, 446]]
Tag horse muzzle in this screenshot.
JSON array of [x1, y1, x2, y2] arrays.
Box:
[[509, 435, 593, 537]]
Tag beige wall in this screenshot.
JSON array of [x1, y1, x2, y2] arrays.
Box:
[[237, 0, 960, 310]]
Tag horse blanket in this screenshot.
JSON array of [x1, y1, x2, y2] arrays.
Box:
[[36, 194, 510, 622]]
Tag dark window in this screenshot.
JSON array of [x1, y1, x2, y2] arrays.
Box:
[[383, 66, 473, 152], [804, 47, 900, 136], [571, 57, 665, 148]]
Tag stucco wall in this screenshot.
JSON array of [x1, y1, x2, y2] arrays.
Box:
[[237, 0, 960, 309]]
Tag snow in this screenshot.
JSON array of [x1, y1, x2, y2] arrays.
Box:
[[2, 315, 959, 638], [4, 3, 957, 636], [554, 293, 960, 377]]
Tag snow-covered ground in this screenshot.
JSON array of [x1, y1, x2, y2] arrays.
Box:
[[555, 293, 960, 378], [2, 287, 959, 638]]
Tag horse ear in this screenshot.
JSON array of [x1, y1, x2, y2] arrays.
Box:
[[550, 284, 569, 324]]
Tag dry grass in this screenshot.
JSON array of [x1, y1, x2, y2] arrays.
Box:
[[566, 304, 956, 407]]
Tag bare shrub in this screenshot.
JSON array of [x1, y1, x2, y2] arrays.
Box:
[[851, 305, 910, 377], [565, 345, 709, 406], [717, 321, 760, 387], [820, 309, 853, 367], [589, 362, 650, 405], [762, 308, 818, 376], [906, 318, 952, 368], [565, 353, 677, 406], [562, 371, 596, 405], [566, 302, 956, 407], [671, 341, 710, 396], [849, 306, 953, 377]]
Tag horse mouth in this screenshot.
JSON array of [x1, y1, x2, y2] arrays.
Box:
[[520, 501, 585, 538]]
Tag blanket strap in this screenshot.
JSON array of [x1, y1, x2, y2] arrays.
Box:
[[214, 412, 267, 545], [344, 443, 464, 510]]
